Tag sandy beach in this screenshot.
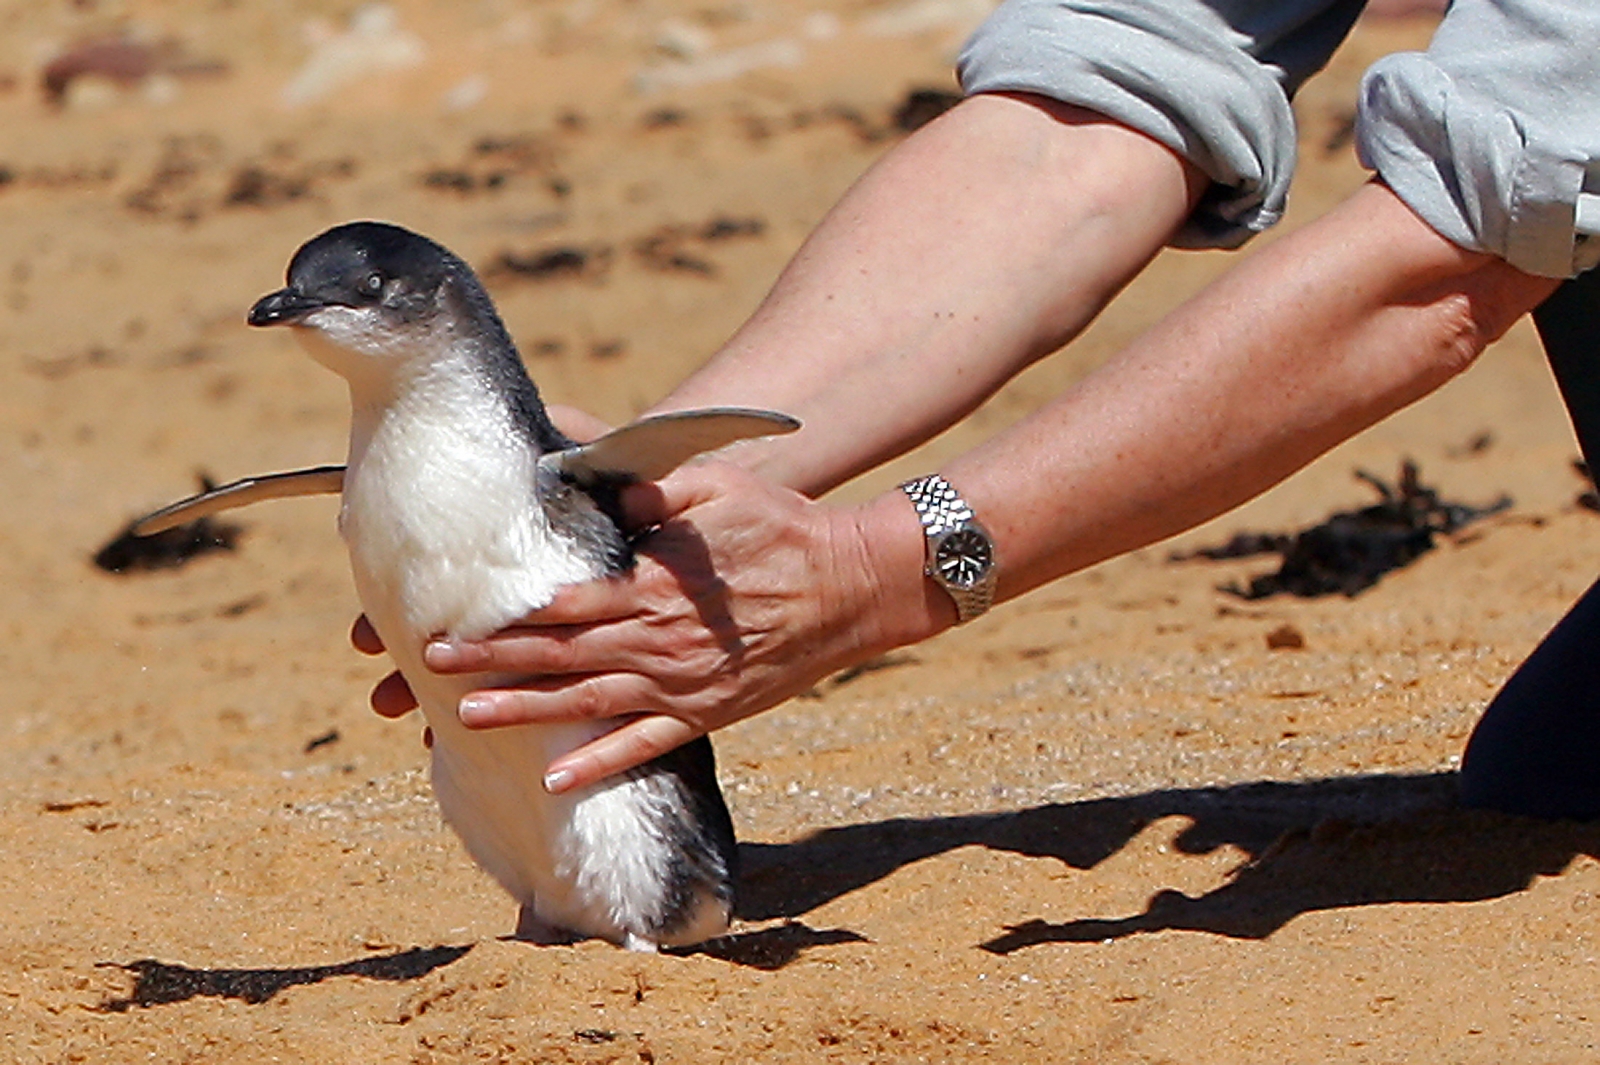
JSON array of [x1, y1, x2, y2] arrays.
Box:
[[4, 2, 1600, 1061]]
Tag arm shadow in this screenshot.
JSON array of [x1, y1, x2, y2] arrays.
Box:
[[735, 771, 1600, 950]]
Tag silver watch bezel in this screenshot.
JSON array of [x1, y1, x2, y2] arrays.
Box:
[[900, 474, 997, 623]]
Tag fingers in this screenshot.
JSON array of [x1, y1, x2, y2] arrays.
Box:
[[356, 616, 417, 719], [424, 629, 554, 674], [370, 669, 418, 718], [456, 672, 659, 728], [351, 614, 385, 655], [421, 462, 772, 678], [422, 584, 645, 674], [355, 610, 416, 716], [618, 480, 672, 530], [543, 715, 702, 793], [618, 461, 736, 529]]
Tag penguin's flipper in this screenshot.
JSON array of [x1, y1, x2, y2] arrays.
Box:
[[132, 465, 346, 537], [545, 408, 800, 487]]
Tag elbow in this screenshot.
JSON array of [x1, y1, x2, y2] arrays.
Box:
[[1430, 291, 1495, 383], [1417, 259, 1560, 384]]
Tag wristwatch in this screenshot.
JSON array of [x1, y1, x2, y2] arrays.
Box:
[[899, 473, 997, 623]]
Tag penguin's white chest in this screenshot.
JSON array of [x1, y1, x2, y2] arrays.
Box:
[[340, 418, 586, 641], [331, 409, 734, 949], [337, 415, 622, 928]]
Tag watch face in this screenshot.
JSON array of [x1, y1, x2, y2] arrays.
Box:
[[933, 528, 993, 589]]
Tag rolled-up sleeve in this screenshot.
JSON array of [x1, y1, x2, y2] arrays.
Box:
[[959, 0, 1364, 249], [1357, 0, 1600, 279]]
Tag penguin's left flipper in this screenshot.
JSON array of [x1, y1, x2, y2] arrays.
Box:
[[545, 407, 800, 487], [131, 465, 346, 537]]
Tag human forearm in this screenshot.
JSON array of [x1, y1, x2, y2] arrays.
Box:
[[856, 180, 1560, 631], [401, 182, 1558, 792], [652, 91, 1203, 496]]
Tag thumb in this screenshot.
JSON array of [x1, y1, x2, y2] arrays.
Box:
[[618, 462, 733, 529]]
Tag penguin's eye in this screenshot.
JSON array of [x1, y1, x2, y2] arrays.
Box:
[[361, 271, 385, 297]]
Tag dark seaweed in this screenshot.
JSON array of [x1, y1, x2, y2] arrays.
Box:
[[1574, 459, 1600, 513], [1173, 461, 1511, 599], [303, 729, 340, 753], [94, 477, 241, 576], [892, 88, 961, 133], [488, 244, 611, 281]]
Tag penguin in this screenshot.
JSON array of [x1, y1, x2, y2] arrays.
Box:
[[135, 221, 798, 951]]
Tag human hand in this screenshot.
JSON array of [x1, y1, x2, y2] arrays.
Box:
[[419, 460, 934, 793], [351, 614, 418, 717]]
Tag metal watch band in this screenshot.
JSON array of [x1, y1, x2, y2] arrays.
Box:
[[899, 473, 995, 623]]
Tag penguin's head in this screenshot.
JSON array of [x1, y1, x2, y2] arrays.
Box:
[[248, 221, 512, 379]]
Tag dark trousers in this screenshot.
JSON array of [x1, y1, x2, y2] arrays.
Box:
[[1459, 267, 1600, 819]]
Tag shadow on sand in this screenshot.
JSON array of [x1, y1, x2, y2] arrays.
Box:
[[736, 771, 1600, 951], [671, 921, 870, 970], [97, 772, 1600, 994], [97, 944, 474, 1010]]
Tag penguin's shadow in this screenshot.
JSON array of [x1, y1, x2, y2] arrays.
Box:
[[669, 921, 870, 970], [735, 771, 1600, 950]]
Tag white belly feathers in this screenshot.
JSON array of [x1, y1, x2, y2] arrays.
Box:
[[339, 406, 725, 948]]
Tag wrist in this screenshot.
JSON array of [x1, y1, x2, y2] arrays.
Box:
[[837, 490, 963, 653], [897, 473, 999, 624]]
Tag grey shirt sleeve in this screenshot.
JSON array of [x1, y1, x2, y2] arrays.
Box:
[[1356, 0, 1600, 279], [957, 0, 1364, 249]]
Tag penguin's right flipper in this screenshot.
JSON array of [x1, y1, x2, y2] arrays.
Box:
[[545, 408, 800, 488], [132, 465, 346, 537]]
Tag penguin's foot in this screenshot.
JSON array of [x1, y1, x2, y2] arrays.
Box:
[[622, 932, 660, 954], [513, 904, 579, 945], [512, 905, 659, 951]]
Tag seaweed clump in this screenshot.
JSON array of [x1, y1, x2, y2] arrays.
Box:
[[1173, 461, 1510, 599], [93, 474, 240, 574]]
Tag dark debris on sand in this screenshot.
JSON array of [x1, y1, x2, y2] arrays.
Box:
[[634, 215, 766, 276], [892, 88, 961, 133], [1573, 459, 1600, 513], [488, 215, 765, 283], [487, 243, 613, 283], [1172, 460, 1511, 599], [419, 134, 569, 199], [94, 475, 241, 575], [94, 515, 240, 574]]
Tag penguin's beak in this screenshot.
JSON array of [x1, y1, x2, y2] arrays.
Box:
[[248, 288, 325, 327]]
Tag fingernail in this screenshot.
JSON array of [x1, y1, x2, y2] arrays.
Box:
[[458, 695, 494, 726], [543, 768, 574, 794], [425, 639, 464, 669]]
